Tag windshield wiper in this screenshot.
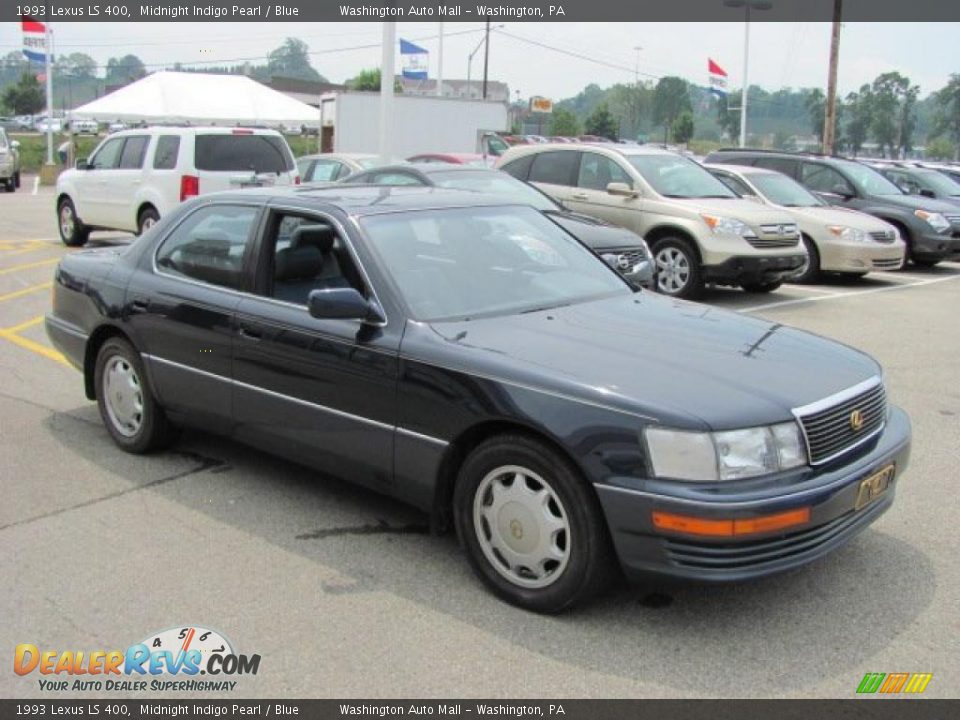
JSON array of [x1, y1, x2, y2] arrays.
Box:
[[520, 302, 571, 315]]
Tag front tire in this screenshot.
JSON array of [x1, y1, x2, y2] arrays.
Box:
[[3, 178, 13, 193], [94, 337, 176, 453], [652, 236, 703, 299], [453, 435, 616, 613], [791, 235, 821, 284], [58, 198, 90, 247], [14, 171, 21, 188]]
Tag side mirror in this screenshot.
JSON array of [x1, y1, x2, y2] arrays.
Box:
[[308, 288, 385, 324], [75, 158, 90, 170], [606, 182, 638, 198], [919, 188, 935, 199], [10, 140, 19, 150], [831, 183, 854, 199]]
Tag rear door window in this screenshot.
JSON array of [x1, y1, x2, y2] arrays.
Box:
[[118, 136, 149, 169], [801, 163, 854, 195], [528, 151, 579, 187], [153, 136, 180, 170], [194, 134, 294, 173], [752, 156, 798, 177]]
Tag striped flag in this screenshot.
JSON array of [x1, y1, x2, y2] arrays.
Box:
[[22, 17, 52, 64], [400, 39, 429, 80], [708, 58, 728, 98]]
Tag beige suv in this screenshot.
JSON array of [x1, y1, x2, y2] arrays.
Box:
[[497, 144, 805, 298]]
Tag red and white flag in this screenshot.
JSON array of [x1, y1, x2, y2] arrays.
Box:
[[708, 58, 728, 98], [22, 18, 51, 64]]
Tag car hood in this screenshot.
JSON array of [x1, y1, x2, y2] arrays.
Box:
[[667, 197, 795, 226], [408, 292, 880, 430], [862, 192, 958, 214], [549, 211, 648, 251], [783, 205, 896, 231]]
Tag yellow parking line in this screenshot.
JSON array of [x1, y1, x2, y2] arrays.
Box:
[[0, 282, 51, 302], [4, 315, 45, 334], [0, 257, 59, 275], [0, 327, 69, 367], [0, 243, 57, 258]]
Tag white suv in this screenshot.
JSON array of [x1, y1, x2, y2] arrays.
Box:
[[56, 126, 299, 246]]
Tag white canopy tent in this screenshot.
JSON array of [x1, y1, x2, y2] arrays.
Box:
[[69, 71, 321, 128]]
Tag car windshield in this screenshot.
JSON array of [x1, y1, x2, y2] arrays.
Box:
[[360, 205, 629, 322], [917, 170, 960, 196], [626, 154, 736, 199], [750, 173, 824, 207], [834, 160, 903, 196], [429, 171, 558, 211]]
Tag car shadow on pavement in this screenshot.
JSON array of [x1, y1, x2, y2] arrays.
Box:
[[41, 406, 937, 696]]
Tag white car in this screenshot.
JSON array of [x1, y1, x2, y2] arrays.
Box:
[[70, 119, 99, 135], [56, 126, 299, 246], [34, 117, 63, 133]]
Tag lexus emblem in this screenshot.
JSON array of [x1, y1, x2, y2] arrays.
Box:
[[849, 409, 865, 432]]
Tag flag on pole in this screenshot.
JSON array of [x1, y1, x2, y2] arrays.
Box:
[[708, 58, 728, 98], [400, 39, 429, 80], [22, 17, 52, 64]]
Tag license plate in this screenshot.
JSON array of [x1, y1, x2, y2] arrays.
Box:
[[855, 464, 895, 511]]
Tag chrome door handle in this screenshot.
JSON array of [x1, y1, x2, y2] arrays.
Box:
[[571, 193, 588, 200]]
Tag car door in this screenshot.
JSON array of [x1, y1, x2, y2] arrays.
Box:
[[231, 208, 401, 494], [526, 150, 580, 206], [74, 136, 125, 225], [101, 134, 150, 230], [565, 151, 644, 232], [127, 201, 263, 434]]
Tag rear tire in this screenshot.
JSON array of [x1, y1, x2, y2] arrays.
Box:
[[741, 281, 782, 293], [453, 434, 616, 613], [791, 235, 821, 284], [652, 236, 703, 300], [137, 206, 160, 236], [58, 198, 90, 247], [94, 337, 177, 454]]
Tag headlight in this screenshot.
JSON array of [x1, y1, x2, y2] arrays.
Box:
[[826, 225, 869, 243], [701, 214, 756, 238], [644, 421, 807, 481], [914, 210, 951, 233]]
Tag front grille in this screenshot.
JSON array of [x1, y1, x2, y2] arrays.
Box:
[[797, 381, 886, 465], [601, 248, 647, 270], [664, 510, 861, 570], [871, 258, 902, 269], [945, 214, 960, 225], [750, 223, 799, 248], [869, 230, 896, 244], [747, 237, 800, 248]]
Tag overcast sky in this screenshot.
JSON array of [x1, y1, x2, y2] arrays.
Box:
[[0, 22, 956, 99]]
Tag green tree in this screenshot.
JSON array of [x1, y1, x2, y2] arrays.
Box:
[[59, 53, 97, 80], [671, 110, 695, 144], [345, 68, 401, 92], [266, 38, 325, 83], [716, 91, 741, 142], [870, 72, 917, 158], [105, 54, 146, 84], [841, 85, 873, 156], [805, 88, 826, 141], [608, 82, 651, 141], [932, 74, 960, 160], [925, 136, 955, 161], [548, 107, 581, 136], [652, 76, 691, 142], [1, 71, 45, 114], [584, 102, 617, 140]]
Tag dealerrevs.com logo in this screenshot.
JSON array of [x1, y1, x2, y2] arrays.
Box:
[[14, 626, 261, 693]]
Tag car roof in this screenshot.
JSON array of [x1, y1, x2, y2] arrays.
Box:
[[503, 142, 677, 159], [220, 184, 534, 216], [706, 163, 779, 177], [103, 125, 283, 137]]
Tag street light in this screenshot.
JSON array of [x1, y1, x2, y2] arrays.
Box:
[[467, 24, 504, 99], [724, 0, 772, 147], [633, 45, 643, 86]]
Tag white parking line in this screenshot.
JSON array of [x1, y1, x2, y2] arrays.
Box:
[[781, 284, 843, 295], [744, 274, 960, 313]]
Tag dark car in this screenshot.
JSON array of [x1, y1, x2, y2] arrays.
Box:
[[46, 186, 911, 613], [704, 149, 960, 266], [876, 165, 960, 206], [341, 164, 655, 289]]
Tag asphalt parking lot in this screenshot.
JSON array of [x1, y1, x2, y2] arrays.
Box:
[[1, 181, 958, 699]]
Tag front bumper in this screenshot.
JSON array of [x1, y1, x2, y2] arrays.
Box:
[[913, 230, 960, 262], [702, 253, 806, 285], [818, 239, 906, 273], [595, 405, 911, 583]]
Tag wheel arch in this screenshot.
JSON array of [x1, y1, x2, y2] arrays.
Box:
[[136, 202, 159, 231], [430, 418, 589, 534], [83, 324, 137, 400], [644, 225, 703, 262]]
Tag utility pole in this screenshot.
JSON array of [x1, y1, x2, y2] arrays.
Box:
[[379, 22, 396, 164], [436, 22, 444, 97], [482, 18, 490, 100], [822, 0, 842, 155]]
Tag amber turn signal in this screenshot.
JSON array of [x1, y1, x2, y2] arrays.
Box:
[[652, 507, 811, 537]]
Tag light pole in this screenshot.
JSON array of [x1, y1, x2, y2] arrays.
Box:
[[633, 45, 643, 86], [724, 0, 772, 147], [379, 21, 396, 163], [467, 24, 504, 99]]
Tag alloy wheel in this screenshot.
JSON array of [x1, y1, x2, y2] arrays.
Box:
[[102, 356, 144, 437]]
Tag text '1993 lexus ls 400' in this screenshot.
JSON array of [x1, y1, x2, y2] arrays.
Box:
[[45, 186, 912, 613]]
